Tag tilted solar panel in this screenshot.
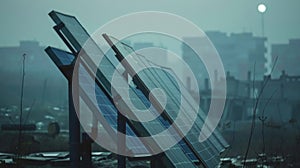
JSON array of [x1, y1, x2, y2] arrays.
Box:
[[45, 47, 75, 66], [92, 58, 196, 164], [132, 64, 223, 164], [49, 11, 89, 52], [47, 45, 198, 166], [46, 46, 198, 162], [132, 86, 198, 162], [131, 54, 227, 151], [85, 47, 198, 167], [105, 36, 228, 149], [162, 69, 229, 148], [45, 47, 149, 155], [79, 64, 156, 155], [103, 35, 229, 167], [47, 12, 199, 167]]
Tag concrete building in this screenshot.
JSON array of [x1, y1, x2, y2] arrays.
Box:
[[271, 39, 300, 78], [200, 71, 300, 159], [198, 71, 300, 124], [182, 31, 267, 91], [0, 41, 67, 110]]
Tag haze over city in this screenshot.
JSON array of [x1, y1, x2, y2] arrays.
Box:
[[0, 1, 300, 167], [1, 0, 300, 47]]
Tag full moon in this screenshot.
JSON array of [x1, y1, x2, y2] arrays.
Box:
[[258, 3, 267, 13]]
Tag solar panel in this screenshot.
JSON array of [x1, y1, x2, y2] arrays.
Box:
[[45, 47, 149, 155], [133, 57, 226, 151], [88, 49, 199, 166], [49, 11, 90, 52], [45, 43, 197, 167], [162, 69, 229, 148], [45, 47, 75, 66], [106, 37, 225, 146], [132, 86, 198, 162], [102, 35, 229, 167], [136, 66, 223, 164], [78, 63, 151, 155]]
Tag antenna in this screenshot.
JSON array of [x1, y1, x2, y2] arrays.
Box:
[[17, 53, 26, 162]]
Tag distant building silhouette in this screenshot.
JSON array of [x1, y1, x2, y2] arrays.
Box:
[[271, 39, 300, 78], [0, 41, 67, 108], [182, 31, 267, 90], [0, 41, 49, 75], [197, 71, 300, 123]]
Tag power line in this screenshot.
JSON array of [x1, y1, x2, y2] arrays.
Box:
[[243, 56, 278, 167]]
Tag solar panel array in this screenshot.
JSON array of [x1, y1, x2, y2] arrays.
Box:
[[46, 10, 228, 168], [47, 11, 199, 167]]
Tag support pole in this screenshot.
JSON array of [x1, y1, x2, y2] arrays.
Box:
[[117, 110, 126, 168], [82, 133, 92, 168], [69, 74, 81, 168]]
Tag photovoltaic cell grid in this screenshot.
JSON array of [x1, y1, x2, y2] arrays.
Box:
[[83, 33, 201, 164], [103, 37, 229, 152], [132, 55, 225, 152], [132, 87, 198, 162], [79, 64, 151, 155], [48, 11, 198, 167], [137, 65, 222, 164], [163, 69, 229, 148], [112, 38, 228, 150], [46, 47, 74, 66], [92, 44, 198, 166], [45, 47, 149, 155], [104, 37, 229, 167]]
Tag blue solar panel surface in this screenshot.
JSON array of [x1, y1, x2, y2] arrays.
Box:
[[138, 66, 224, 152], [46, 46, 197, 167], [113, 40, 228, 150], [95, 47, 199, 166], [132, 87, 198, 162], [46, 47, 74, 66], [46, 47, 149, 154], [104, 38, 229, 167], [78, 64, 150, 155]]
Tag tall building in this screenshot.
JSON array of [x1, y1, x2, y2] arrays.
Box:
[[271, 39, 300, 78], [182, 31, 267, 91]]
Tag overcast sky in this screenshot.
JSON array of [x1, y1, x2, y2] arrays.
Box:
[[0, 0, 300, 47]]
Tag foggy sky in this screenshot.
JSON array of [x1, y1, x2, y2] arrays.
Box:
[[0, 0, 300, 47]]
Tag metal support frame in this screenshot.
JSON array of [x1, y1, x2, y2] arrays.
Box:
[[53, 23, 81, 168], [82, 133, 92, 168], [68, 71, 81, 168], [117, 111, 127, 168]]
